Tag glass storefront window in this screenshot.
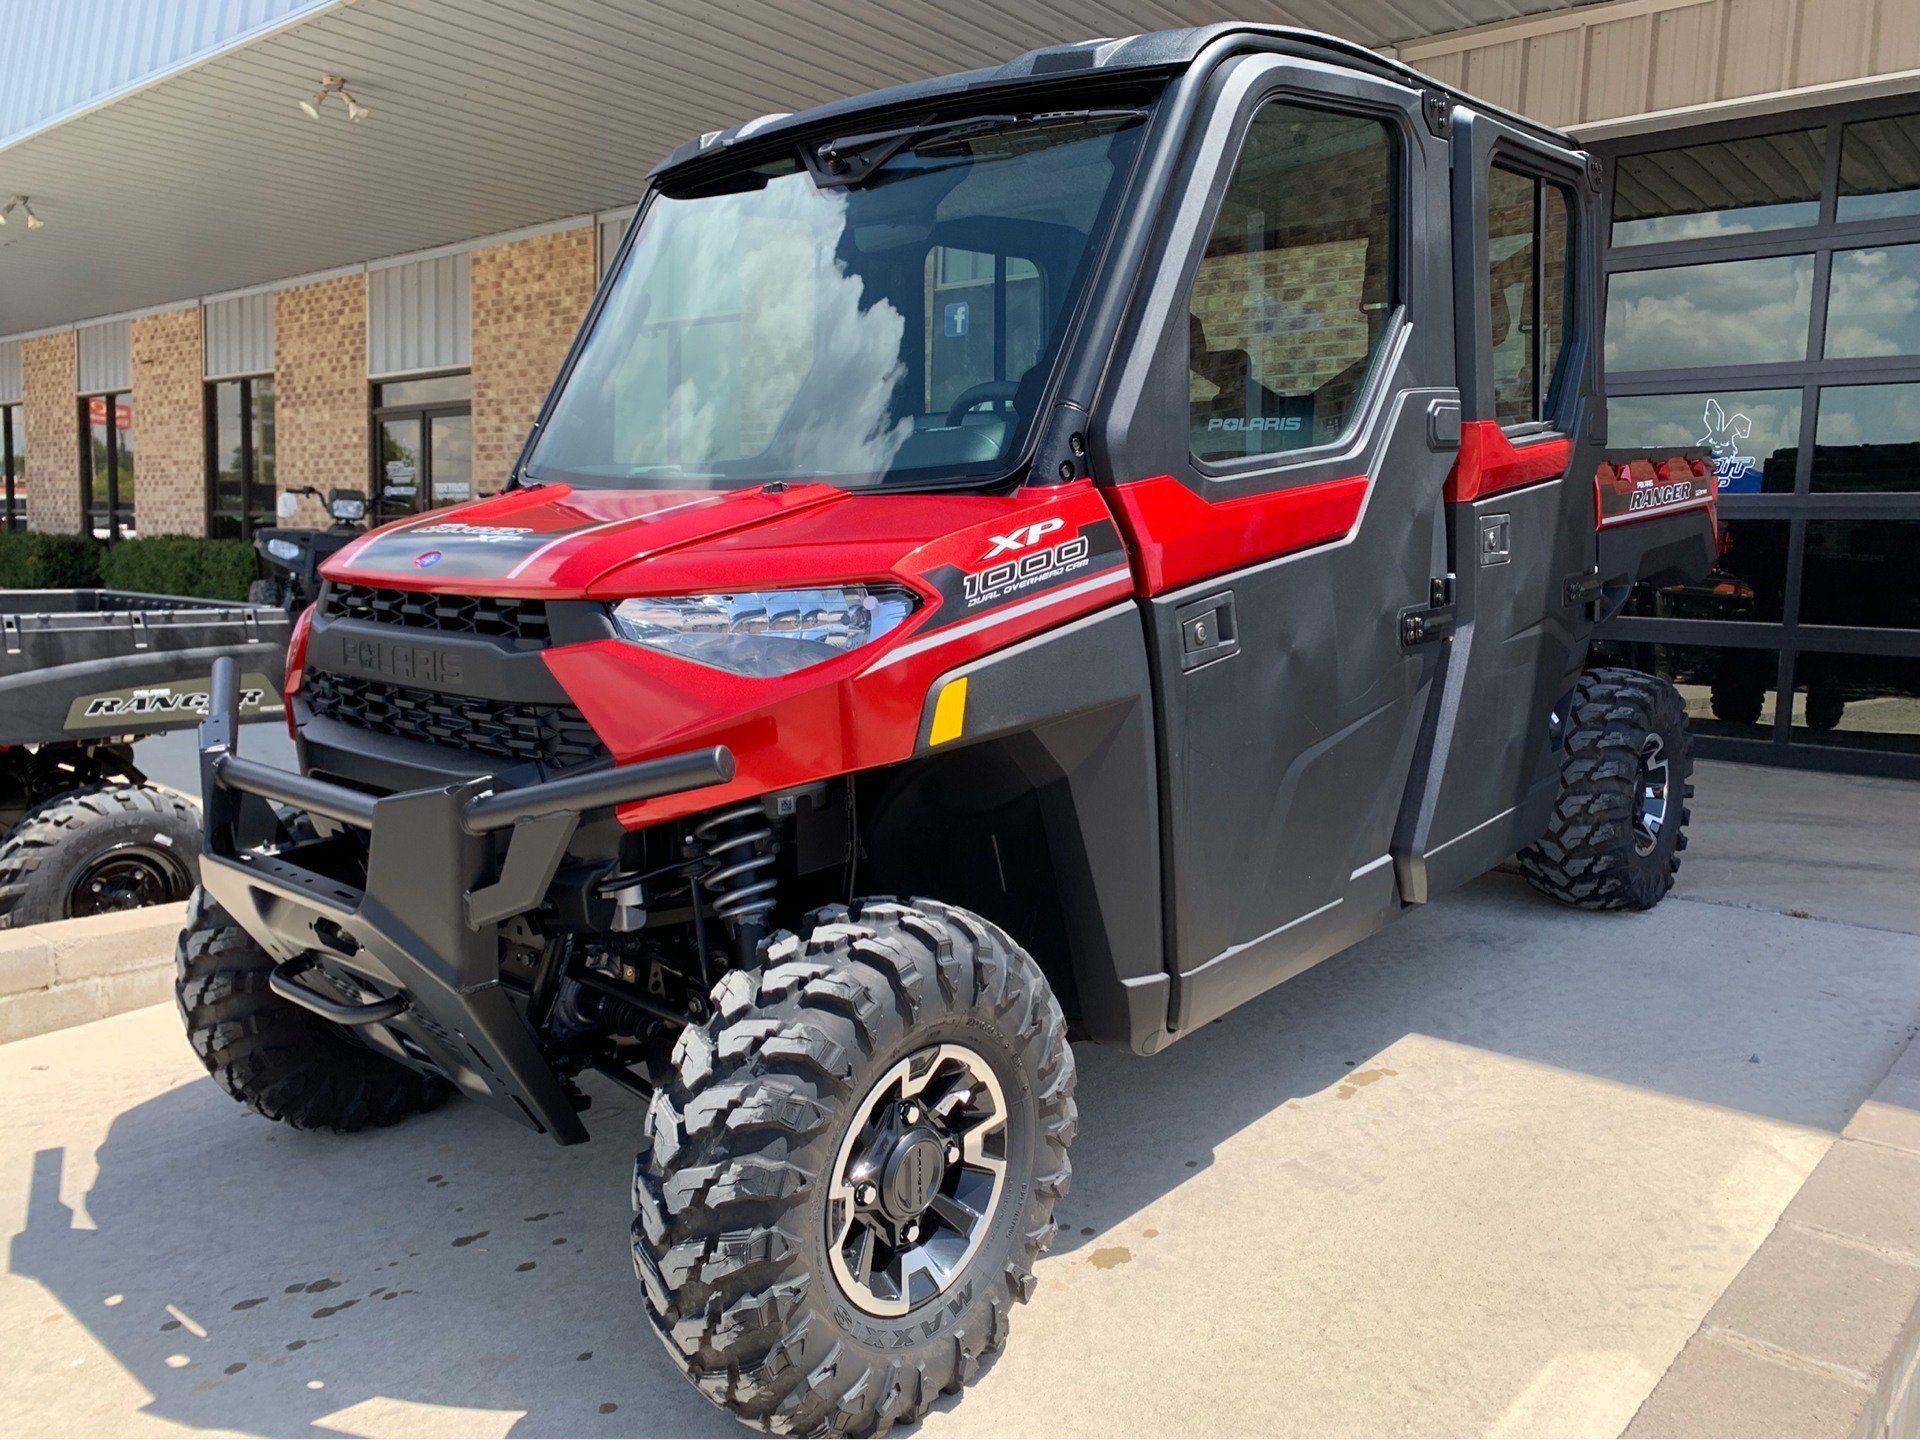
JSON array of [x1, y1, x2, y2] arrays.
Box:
[[208, 376, 278, 538], [1824, 245, 1920, 357], [1607, 389, 1801, 494], [372, 372, 470, 522], [1788, 652, 1920, 752], [1613, 128, 1824, 246], [1621, 518, 1790, 622], [1839, 114, 1920, 223], [1811, 383, 1920, 492], [82, 391, 135, 540], [374, 372, 470, 408], [1, 403, 23, 530], [1800, 520, 1920, 630], [1591, 639, 1780, 740], [1605, 255, 1814, 373]]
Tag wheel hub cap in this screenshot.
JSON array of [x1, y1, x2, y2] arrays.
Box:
[[1634, 733, 1670, 857], [827, 1043, 1008, 1317]]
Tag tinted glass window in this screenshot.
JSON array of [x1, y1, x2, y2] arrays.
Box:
[[1800, 520, 1920, 629], [1824, 245, 1920, 358], [1189, 103, 1394, 462], [1839, 113, 1920, 223], [210, 380, 245, 538], [1789, 652, 1920, 751], [1606, 255, 1814, 373], [1608, 389, 1801, 494], [1, 403, 22, 529], [1621, 517, 1790, 623], [1489, 167, 1537, 426], [1612, 129, 1824, 245], [375, 373, 470, 407], [1812, 383, 1920, 492]]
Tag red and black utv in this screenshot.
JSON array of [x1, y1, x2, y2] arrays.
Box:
[[179, 24, 1716, 1436]]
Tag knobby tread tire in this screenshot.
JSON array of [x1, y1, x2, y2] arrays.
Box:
[[0, 782, 200, 927], [174, 887, 448, 1132], [1519, 666, 1694, 911], [632, 897, 1075, 1437]]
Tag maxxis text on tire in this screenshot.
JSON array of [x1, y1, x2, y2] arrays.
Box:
[[631, 897, 1076, 1437], [175, 887, 449, 1131], [0, 782, 200, 927], [1519, 666, 1694, 911]]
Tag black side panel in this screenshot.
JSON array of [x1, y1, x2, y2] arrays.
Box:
[[897, 603, 1168, 1052], [1596, 506, 1717, 614]]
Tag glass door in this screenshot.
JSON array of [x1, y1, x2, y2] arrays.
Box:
[[370, 372, 470, 522], [83, 391, 135, 539]]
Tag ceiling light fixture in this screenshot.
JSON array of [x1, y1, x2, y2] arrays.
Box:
[[0, 195, 43, 229], [299, 74, 371, 123]]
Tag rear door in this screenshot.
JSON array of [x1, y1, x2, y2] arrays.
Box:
[[1398, 111, 1605, 901], [1095, 53, 1459, 1033]]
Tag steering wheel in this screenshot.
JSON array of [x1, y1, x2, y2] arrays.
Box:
[[945, 380, 1021, 427]]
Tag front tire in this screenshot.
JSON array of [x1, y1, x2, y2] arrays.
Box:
[[1519, 667, 1694, 911], [0, 783, 199, 927], [175, 887, 449, 1131], [632, 898, 1075, 1436]]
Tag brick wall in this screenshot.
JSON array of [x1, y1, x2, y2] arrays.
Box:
[[274, 272, 366, 528], [471, 225, 597, 485], [129, 306, 205, 536], [23, 331, 79, 533]]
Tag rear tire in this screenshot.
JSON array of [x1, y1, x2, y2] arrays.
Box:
[[631, 898, 1075, 1437], [175, 887, 449, 1131], [246, 576, 286, 607], [0, 783, 199, 927], [1519, 667, 1694, 911]]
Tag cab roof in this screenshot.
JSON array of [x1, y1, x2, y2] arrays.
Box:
[[651, 23, 1576, 179]]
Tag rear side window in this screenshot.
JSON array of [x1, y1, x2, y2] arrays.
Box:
[[1489, 164, 1576, 427], [1189, 102, 1396, 464]]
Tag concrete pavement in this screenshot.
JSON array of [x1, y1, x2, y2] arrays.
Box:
[[0, 760, 1916, 1437]]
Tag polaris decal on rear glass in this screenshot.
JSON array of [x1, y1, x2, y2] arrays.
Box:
[[922, 519, 1128, 617], [1594, 458, 1715, 527], [64, 674, 281, 731]]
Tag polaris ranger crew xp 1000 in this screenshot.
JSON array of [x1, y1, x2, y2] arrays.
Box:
[[179, 26, 1717, 1436]]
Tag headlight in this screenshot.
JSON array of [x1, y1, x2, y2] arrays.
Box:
[[610, 585, 917, 677], [266, 538, 303, 562]]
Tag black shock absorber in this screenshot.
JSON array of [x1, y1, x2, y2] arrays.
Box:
[[692, 802, 778, 965]]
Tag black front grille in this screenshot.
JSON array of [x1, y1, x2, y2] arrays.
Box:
[[303, 671, 607, 771], [319, 584, 552, 644]]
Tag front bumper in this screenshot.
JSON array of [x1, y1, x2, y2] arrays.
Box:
[[195, 656, 732, 1143]]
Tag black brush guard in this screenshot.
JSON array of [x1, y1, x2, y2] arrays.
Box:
[[195, 656, 734, 1143]]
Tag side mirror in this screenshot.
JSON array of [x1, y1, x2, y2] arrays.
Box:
[[276, 492, 299, 520]]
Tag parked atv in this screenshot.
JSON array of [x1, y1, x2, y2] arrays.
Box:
[[178, 25, 1716, 1437], [247, 486, 367, 611]]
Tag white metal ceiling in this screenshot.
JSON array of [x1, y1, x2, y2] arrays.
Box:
[[0, 0, 1602, 335]]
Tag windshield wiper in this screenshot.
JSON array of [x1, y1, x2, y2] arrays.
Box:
[[808, 108, 1146, 187]]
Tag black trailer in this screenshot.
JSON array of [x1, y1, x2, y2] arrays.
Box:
[[0, 589, 288, 926]]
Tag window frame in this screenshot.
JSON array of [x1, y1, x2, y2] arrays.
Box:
[[205, 375, 277, 540], [1, 403, 21, 531], [79, 389, 135, 542], [1183, 91, 1406, 479]]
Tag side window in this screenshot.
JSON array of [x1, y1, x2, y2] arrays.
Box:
[[1488, 164, 1576, 427], [1190, 102, 1396, 464]]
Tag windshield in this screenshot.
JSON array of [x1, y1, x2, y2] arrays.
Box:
[[523, 107, 1148, 491]]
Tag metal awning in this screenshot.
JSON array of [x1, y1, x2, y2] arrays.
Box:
[[0, 0, 1598, 335]]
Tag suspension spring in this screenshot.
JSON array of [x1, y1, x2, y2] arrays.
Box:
[[692, 802, 778, 931]]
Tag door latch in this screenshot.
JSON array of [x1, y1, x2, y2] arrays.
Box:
[[1400, 575, 1456, 648], [1176, 591, 1237, 672]]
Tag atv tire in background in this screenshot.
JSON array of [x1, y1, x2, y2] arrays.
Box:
[[175, 887, 450, 1131], [1519, 667, 1694, 911], [0, 783, 200, 927], [632, 898, 1075, 1436]]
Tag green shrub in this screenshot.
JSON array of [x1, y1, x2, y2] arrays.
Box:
[[0, 531, 103, 589], [98, 535, 258, 601]]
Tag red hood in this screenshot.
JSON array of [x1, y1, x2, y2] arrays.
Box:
[[321, 483, 1097, 599]]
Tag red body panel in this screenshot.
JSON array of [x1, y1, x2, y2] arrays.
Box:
[[320, 482, 1133, 828], [1443, 421, 1573, 503], [1105, 472, 1370, 594]]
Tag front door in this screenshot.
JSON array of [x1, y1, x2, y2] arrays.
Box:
[[371, 372, 472, 523], [1095, 54, 1461, 1032]]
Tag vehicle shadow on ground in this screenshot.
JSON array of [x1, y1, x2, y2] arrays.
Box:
[[10, 873, 1920, 1437]]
